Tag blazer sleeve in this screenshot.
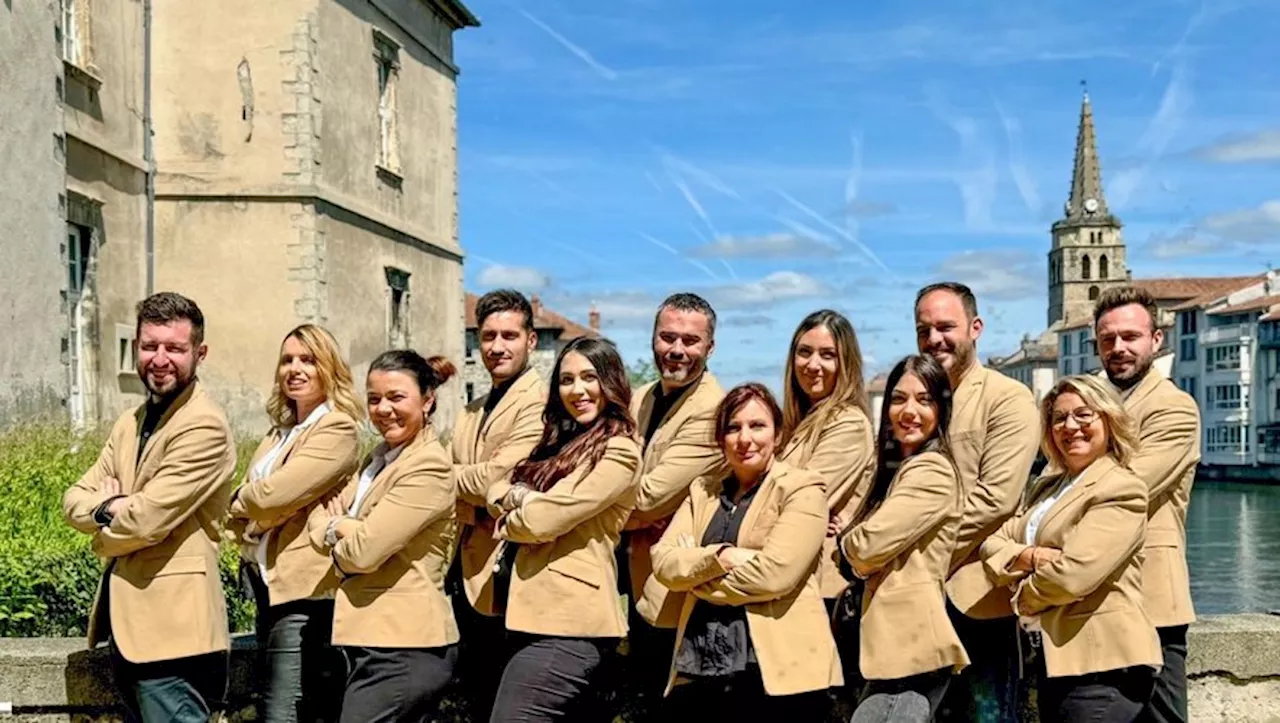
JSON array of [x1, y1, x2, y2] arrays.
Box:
[[229, 414, 360, 523], [693, 474, 827, 605], [91, 418, 235, 558], [331, 454, 455, 575], [650, 483, 728, 591], [498, 438, 639, 545], [629, 407, 725, 527], [63, 427, 120, 534], [952, 385, 1040, 566], [979, 508, 1034, 586], [455, 396, 545, 508], [842, 454, 957, 578], [1018, 471, 1148, 614], [807, 410, 876, 515], [1128, 394, 1200, 500]]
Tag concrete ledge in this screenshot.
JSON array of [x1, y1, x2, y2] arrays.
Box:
[[2, 615, 1279, 722]]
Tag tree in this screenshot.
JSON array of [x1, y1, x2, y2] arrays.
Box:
[[627, 357, 658, 387]]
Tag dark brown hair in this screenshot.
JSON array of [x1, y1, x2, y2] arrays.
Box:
[[136, 292, 205, 345], [866, 355, 955, 512], [715, 382, 784, 447], [655, 292, 717, 340], [1093, 285, 1158, 331], [368, 350, 456, 418], [476, 289, 535, 332], [513, 337, 636, 492], [915, 282, 979, 321]]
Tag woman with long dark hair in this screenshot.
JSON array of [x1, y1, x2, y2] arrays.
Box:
[[840, 355, 969, 722], [485, 336, 641, 723], [308, 350, 460, 723]]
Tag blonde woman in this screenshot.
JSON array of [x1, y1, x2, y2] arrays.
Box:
[[981, 375, 1161, 722], [227, 324, 363, 723]]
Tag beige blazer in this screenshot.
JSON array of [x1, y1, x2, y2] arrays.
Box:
[[308, 426, 459, 648], [980, 456, 1162, 677], [62, 382, 236, 664], [943, 364, 1041, 620], [487, 435, 640, 638], [449, 369, 546, 615], [628, 372, 726, 628], [226, 411, 360, 606], [649, 461, 841, 697], [779, 403, 876, 598], [842, 451, 969, 680], [1118, 369, 1200, 628]]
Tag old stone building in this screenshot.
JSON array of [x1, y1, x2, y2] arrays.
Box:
[[1, 0, 478, 434], [461, 293, 599, 402]]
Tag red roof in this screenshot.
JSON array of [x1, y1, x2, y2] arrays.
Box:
[[1131, 275, 1263, 309], [464, 293, 597, 341], [1206, 293, 1280, 316]]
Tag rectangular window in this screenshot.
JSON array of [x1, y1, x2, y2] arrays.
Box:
[[1064, 358, 1073, 375], [384, 267, 410, 348], [465, 329, 478, 355], [1060, 334, 1072, 356], [1206, 345, 1241, 372], [1209, 385, 1242, 410], [61, 0, 91, 68], [1179, 338, 1196, 362], [373, 32, 400, 175], [465, 382, 475, 403], [66, 221, 92, 296], [1180, 312, 1197, 336]]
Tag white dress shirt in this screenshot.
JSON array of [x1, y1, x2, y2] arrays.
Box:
[[347, 442, 406, 518], [251, 402, 332, 579], [1017, 471, 1083, 632]]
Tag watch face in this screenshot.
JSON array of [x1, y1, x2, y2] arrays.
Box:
[[1084, 198, 1099, 213]]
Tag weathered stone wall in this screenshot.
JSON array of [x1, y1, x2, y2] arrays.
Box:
[[3, 615, 1278, 722]]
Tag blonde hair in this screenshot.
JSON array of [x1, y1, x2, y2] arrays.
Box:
[[781, 310, 871, 451], [266, 324, 363, 428], [1040, 374, 1137, 473]]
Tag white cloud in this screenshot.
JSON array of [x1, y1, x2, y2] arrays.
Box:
[[932, 249, 1040, 301], [518, 10, 618, 81], [1202, 200, 1280, 244], [1145, 227, 1225, 259], [721, 313, 776, 328], [687, 233, 841, 259], [1192, 130, 1280, 163], [1108, 63, 1193, 209], [476, 264, 552, 290], [708, 270, 832, 309]]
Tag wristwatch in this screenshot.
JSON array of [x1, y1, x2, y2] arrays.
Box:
[[324, 518, 341, 548], [92, 496, 124, 526]]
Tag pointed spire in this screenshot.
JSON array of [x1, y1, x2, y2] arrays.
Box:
[[1064, 83, 1110, 222]]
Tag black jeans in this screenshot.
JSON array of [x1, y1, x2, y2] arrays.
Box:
[[1040, 666, 1156, 723], [447, 544, 511, 721], [490, 634, 616, 723], [671, 669, 830, 723], [1138, 625, 1189, 723], [936, 603, 1020, 723], [110, 641, 228, 723], [338, 645, 458, 723], [247, 565, 345, 723], [852, 668, 952, 723], [625, 615, 681, 721]]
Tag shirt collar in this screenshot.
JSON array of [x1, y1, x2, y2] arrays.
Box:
[[295, 401, 332, 430]]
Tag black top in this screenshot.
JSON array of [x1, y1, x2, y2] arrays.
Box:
[[136, 395, 174, 466], [481, 366, 529, 430], [642, 379, 695, 450], [674, 475, 764, 678]]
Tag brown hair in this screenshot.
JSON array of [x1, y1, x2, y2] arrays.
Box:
[[476, 289, 535, 331], [266, 324, 363, 427], [513, 337, 636, 492], [915, 282, 979, 321], [715, 383, 784, 448], [781, 309, 872, 451], [1092, 285, 1158, 331], [368, 350, 456, 418], [136, 292, 205, 345], [867, 355, 956, 512]]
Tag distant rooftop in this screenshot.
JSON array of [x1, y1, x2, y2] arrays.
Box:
[[464, 293, 598, 341]]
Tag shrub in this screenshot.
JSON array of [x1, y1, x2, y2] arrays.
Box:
[[0, 424, 258, 637]]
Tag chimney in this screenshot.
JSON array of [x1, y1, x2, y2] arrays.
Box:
[[588, 302, 600, 332], [530, 294, 543, 321]]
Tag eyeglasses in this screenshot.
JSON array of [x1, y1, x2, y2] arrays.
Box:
[[1051, 407, 1099, 429]]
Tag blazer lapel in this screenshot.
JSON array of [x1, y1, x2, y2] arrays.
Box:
[[479, 369, 541, 443], [136, 382, 201, 477], [1120, 368, 1162, 412], [633, 383, 659, 447], [690, 476, 725, 540], [737, 461, 783, 540], [951, 366, 986, 428], [355, 428, 436, 520], [1037, 456, 1115, 534]]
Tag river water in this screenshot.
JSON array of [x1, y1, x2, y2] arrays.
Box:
[[1186, 479, 1280, 614]]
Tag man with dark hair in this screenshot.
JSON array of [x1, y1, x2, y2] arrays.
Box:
[[449, 288, 547, 719], [916, 282, 1040, 723], [63, 292, 236, 723], [1093, 286, 1200, 723], [628, 292, 726, 716]]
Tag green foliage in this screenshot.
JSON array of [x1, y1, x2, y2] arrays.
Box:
[[627, 357, 659, 387], [0, 424, 257, 637]]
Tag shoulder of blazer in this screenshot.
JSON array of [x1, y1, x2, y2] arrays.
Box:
[[1141, 377, 1198, 418], [603, 434, 643, 464], [983, 365, 1036, 404], [175, 384, 233, 434], [769, 460, 824, 495], [631, 381, 659, 416], [1095, 457, 1144, 494], [690, 372, 725, 409], [897, 450, 957, 484]]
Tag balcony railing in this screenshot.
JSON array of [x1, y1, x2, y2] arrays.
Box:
[[1202, 324, 1249, 344]]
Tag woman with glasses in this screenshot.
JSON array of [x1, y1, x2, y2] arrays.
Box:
[[980, 375, 1161, 722]]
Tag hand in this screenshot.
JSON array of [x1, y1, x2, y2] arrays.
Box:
[[101, 477, 122, 500], [1033, 547, 1063, 568], [106, 496, 129, 517], [324, 494, 345, 518], [1012, 546, 1038, 572], [827, 511, 844, 538], [716, 546, 757, 571], [333, 518, 359, 541], [676, 533, 696, 549]]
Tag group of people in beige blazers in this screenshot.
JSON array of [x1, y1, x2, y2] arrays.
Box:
[[61, 279, 1199, 723]]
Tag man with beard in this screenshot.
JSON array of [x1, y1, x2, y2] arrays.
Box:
[[63, 293, 236, 723], [1093, 286, 1200, 723], [449, 289, 547, 720], [914, 282, 1040, 723], [629, 293, 726, 716]]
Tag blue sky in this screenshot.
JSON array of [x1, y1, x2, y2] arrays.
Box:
[[454, 0, 1280, 389]]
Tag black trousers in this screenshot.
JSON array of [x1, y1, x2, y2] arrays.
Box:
[[1040, 666, 1156, 723], [246, 564, 345, 723], [1138, 625, 1189, 723], [338, 645, 458, 723], [936, 603, 1020, 723], [490, 634, 616, 723], [110, 642, 228, 723], [447, 542, 511, 721], [626, 616, 682, 721], [671, 669, 830, 723]]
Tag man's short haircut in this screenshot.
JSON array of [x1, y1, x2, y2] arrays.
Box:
[[1093, 286, 1158, 331], [915, 282, 979, 320], [136, 292, 205, 345], [655, 292, 717, 339], [476, 289, 534, 332]]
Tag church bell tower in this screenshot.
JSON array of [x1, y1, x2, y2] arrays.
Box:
[[1047, 89, 1130, 327]]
